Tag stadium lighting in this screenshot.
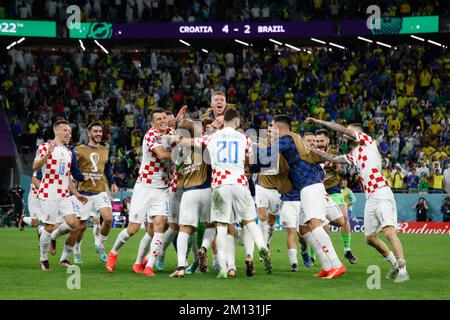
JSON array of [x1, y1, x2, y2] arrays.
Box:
[[311, 38, 326, 44], [376, 41, 392, 48], [410, 35, 425, 41], [202, 48, 208, 53], [329, 42, 346, 50], [234, 39, 250, 46], [17, 37, 25, 44], [179, 39, 191, 47], [6, 41, 17, 50], [357, 36, 373, 43], [94, 40, 109, 54], [307, 50, 312, 54], [79, 40, 85, 51], [427, 39, 442, 47], [285, 43, 301, 51], [269, 38, 282, 45]]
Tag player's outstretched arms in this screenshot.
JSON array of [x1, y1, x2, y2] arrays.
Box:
[[153, 146, 173, 160], [308, 147, 348, 164], [304, 118, 357, 140], [170, 105, 188, 128]]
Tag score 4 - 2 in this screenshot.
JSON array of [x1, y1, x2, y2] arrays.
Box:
[[221, 25, 251, 34]]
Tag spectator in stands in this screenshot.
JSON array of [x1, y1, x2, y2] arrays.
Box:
[[441, 197, 450, 222], [430, 169, 444, 194], [392, 166, 405, 193], [413, 197, 430, 222], [341, 179, 356, 218], [407, 168, 420, 193]]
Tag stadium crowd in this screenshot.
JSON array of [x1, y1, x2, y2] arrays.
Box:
[[0, 42, 449, 193], [0, 0, 447, 23]]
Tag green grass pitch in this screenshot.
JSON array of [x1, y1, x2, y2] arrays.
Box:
[[0, 228, 448, 300]]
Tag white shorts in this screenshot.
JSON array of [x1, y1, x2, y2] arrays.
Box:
[[325, 197, 344, 223], [280, 201, 300, 230], [364, 187, 398, 236], [179, 188, 211, 228], [39, 196, 80, 225], [211, 184, 257, 224], [77, 192, 112, 221], [168, 189, 183, 224], [28, 192, 40, 220], [299, 183, 327, 225], [129, 183, 170, 224], [255, 184, 281, 215]]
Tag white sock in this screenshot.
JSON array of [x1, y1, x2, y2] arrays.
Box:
[[39, 230, 51, 261], [288, 248, 298, 265], [267, 223, 276, 244], [51, 222, 74, 240], [135, 232, 152, 264], [93, 223, 100, 243], [259, 220, 268, 244], [145, 232, 165, 268], [60, 244, 74, 262], [201, 228, 216, 251], [160, 227, 177, 260], [111, 229, 130, 254], [226, 234, 236, 271], [311, 227, 342, 269], [213, 254, 219, 267], [397, 258, 407, 271], [246, 222, 267, 251], [74, 241, 82, 257], [38, 225, 44, 236], [243, 224, 255, 258], [215, 226, 228, 273], [303, 231, 331, 271], [176, 231, 189, 268], [96, 233, 108, 249], [384, 251, 398, 268], [23, 217, 32, 226], [191, 232, 199, 263]]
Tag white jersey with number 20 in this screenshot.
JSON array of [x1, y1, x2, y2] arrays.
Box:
[[195, 127, 253, 189]]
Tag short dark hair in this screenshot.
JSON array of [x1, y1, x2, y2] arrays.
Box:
[[315, 129, 329, 137], [303, 131, 315, 137], [165, 110, 174, 116], [150, 108, 166, 121], [273, 114, 291, 129], [88, 121, 103, 130], [224, 109, 240, 122], [53, 119, 69, 131]]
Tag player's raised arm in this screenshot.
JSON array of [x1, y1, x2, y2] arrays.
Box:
[[307, 147, 349, 164], [304, 118, 357, 140], [32, 141, 55, 171]]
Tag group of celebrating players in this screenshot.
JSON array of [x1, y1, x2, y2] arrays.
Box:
[[23, 91, 409, 283]]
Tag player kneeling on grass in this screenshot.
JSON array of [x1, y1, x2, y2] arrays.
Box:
[[305, 118, 409, 283], [174, 109, 272, 279]]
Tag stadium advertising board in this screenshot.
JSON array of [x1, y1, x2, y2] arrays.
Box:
[[69, 21, 334, 39], [341, 16, 439, 35], [0, 20, 56, 37], [330, 220, 450, 234]]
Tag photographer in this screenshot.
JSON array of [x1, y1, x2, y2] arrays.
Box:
[[412, 197, 430, 222], [441, 197, 450, 222], [8, 185, 25, 227]]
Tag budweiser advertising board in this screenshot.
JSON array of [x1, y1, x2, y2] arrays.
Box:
[[329, 220, 450, 234]]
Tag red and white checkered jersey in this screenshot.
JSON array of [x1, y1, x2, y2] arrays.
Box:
[[345, 131, 389, 198], [195, 127, 253, 189], [34, 142, 72, 200], [169, 172, 178, 193], [137, 127, 175, 188], [30, 171, 39, 196]]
